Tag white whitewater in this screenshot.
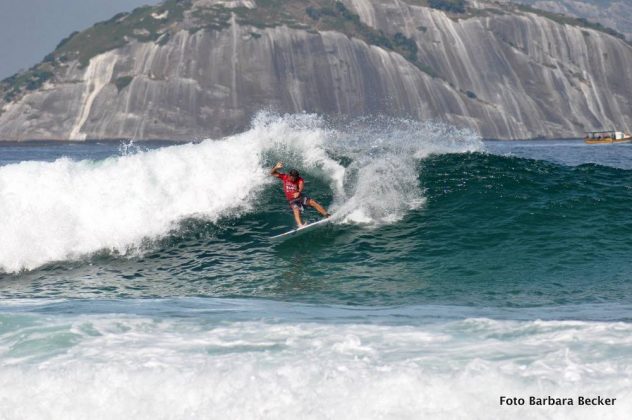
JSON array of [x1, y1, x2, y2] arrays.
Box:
[[0, 113, 481, 272], [0, 308, 629, 420]]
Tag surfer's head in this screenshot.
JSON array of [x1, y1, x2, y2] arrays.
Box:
[[289, 169, 299, 181]]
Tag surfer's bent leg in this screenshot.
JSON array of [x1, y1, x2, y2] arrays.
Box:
[[307, 199, 330, 218]]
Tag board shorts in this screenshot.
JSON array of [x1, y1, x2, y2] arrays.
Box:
[[289, 195, 310, 211]]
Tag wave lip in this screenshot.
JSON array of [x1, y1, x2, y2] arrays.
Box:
[[0, 139, 267, 272], [0, 113, 482, 272]]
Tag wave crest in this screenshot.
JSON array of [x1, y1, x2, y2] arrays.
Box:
[[0, 113, 482, 272]]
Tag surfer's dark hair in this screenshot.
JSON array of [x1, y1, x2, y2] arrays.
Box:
[[289, 169, 299, 177]]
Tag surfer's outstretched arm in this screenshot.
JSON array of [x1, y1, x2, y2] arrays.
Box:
[[271, 162, 283, 178]]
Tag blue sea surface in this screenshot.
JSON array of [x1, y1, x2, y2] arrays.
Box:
[[0, 119, 630, 419]]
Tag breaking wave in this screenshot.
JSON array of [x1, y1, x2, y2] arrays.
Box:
[[0, 113, 481, 272]]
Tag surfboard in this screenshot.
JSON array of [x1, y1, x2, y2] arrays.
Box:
[[270, 217, 331, 241]]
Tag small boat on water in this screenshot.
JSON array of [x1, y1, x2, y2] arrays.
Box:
[[584, 130, 632, 144]]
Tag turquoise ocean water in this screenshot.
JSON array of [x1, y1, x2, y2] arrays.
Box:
[[1, 114, 631, 419]]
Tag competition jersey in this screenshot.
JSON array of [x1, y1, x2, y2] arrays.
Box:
[[279, 174, 303, 201]]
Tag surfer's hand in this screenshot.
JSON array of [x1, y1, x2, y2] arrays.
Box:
[[274, 162, 283, 170], [293, 192, 300, 198]]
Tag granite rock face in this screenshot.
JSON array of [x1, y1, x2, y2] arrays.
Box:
[[510, 0, 632, 41], [0, 0, 631, 141]]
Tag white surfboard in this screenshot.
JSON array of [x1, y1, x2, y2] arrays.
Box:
[[270, 217, 331, 241]]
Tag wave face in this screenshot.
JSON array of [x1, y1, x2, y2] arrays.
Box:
[[0, 113, 480, 273], [2, 119, 632, 308], [2, 119, 632, 419]]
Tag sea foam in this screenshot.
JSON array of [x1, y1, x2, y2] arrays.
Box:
[[0, 310, 629, 420], [0, 113, 481, 272]]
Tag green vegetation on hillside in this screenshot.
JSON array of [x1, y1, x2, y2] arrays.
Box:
[[114, 76, 134, 92], [54, 0, 189, 67], [428, 0, 466, 13], [190, 5, 232, 32], [404, 0, 467, 13], [1, 65, 54, 103]]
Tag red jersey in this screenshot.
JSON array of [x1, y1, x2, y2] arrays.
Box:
[[279, 174, 303, 201]]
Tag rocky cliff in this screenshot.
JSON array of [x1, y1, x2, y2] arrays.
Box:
[[510, 0, 632, 41], [1, 0, 631, 140]]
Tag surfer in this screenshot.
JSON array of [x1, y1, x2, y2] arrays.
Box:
[[271, 162, 331, 227]]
